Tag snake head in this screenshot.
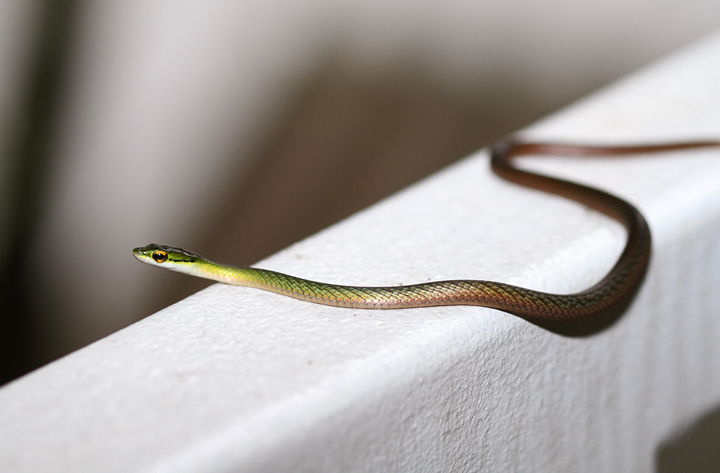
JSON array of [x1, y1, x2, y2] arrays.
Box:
[[132, 243, 202, 270]]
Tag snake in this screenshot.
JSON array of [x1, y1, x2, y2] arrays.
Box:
[[133, 138, 719, 321]]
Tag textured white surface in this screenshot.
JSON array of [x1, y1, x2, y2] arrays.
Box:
[[3, 32, 720, 473]]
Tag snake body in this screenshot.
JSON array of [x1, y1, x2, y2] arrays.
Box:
[[133, 139, 719, 321]]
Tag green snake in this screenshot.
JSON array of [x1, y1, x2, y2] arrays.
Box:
[[133, 138, 719, 321]]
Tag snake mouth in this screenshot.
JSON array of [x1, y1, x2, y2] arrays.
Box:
[[132, 247, 156, 266], [132, 244, 166, 265], [132, 247, 146, 258]]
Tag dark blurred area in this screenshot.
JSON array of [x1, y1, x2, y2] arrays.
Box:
[[1, 0, 720, 399], [657, 402, 720, 473], [0, 0, 77, 386]]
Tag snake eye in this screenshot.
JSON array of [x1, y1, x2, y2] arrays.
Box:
[[152, 250, 168, 263]]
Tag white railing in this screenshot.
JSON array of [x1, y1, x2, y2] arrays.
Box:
[[2, 32, 720, 473]]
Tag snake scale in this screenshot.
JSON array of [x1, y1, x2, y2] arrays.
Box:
[[133, 138, 719, 321]]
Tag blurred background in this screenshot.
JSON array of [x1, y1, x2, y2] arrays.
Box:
[[1, 0, 719, 385]]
